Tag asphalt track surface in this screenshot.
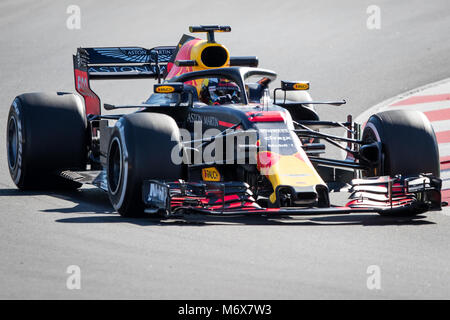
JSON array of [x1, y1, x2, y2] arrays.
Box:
[[1, 0, 449, 299]]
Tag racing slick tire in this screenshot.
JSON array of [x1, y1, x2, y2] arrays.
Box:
[[6, 92, 87, 190], [106, 112, 183, 218], [362, 109, 440, 178]]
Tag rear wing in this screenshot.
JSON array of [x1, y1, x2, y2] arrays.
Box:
[[73, 46, 176, 115]]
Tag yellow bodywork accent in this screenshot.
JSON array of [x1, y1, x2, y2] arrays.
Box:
[[259, 152, 326, 204], [190, 40, 230, 70], [168, 39, 231, 95]]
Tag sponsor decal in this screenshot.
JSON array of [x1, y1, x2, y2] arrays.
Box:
[[281, 81, 310, 91], [187, 113, 219, 127], [293, 82, 309, 90], [147, 183, 168, 205], [76, 73, 95, 97], [153, 47, 176, 60], [94, 47, 151, 63], [155, 85, 175, 93], [187, 113, 202, 122], [202, 167, 221, 181], [259, 128, 296, 150], [123, 49, 146, 55], [93, 47, 175, 63], [74, 69, 100, 115], [88, 65, 154, 73]]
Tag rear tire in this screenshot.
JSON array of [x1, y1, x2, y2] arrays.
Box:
[[362, 109, 440, 178], [6, 92, 87, 190], [106, 112, 183, 217]]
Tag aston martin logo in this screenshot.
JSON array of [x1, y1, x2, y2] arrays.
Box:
[[93, 47, 174, 63], [94, 47, 151, 63]]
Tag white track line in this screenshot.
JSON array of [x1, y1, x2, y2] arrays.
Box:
[[439, 143, 450, 158], [431, 119, 450, 133], [387, 100, 450, 113], [355, 77, 450, 124]]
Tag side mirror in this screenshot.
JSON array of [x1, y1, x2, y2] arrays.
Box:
[[153, 82, 195, 107], [273, 81, 310, 105]]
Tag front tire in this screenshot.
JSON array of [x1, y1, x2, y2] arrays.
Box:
[[362, 109, 440, 178], [106, 112, 183, 217], [362, 110, 440, 216]]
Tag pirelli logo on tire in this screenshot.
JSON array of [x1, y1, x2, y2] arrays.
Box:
[[202, 167, 221, 182]]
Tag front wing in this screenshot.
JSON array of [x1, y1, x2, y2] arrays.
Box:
[[142, 175, 442, 217]]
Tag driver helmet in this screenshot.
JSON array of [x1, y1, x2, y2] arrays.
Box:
[[199, 78, 241, 105]]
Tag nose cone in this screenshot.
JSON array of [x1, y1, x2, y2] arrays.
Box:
[[257, 151, 327, 206]]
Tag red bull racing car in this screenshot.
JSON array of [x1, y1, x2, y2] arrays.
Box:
[[6, 25, 443, 218]]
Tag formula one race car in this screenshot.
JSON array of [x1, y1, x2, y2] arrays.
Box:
[[6, 25, 443, 218]]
